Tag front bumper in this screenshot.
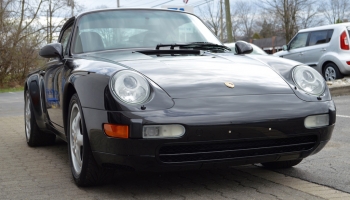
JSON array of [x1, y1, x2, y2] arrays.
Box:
[[82, 94, 336, 171]]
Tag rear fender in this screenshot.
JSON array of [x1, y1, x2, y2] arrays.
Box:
[[25, 74, 47, 129]]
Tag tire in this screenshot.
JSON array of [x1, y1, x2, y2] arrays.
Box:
[[261, 159, 303, 169], [323, 63, 343, 81], [24, 90, 56, 147], [67, 94, 113, 186]]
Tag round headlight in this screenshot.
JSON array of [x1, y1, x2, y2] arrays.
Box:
[[292, 65, 326, 96], [110, 70, 150, 104]]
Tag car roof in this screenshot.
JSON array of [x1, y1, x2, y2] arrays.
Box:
[[298, 22, 350, 33], [75, 8, 193, 18]]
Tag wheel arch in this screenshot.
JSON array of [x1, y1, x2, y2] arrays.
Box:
[[63, 82, 77, 136], [321, 61, 343, 79], [25, 74, 46, 129], [322, 61, 337, 73]]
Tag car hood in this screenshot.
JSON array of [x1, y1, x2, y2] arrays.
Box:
[[273, 51, 287, 57], [79, 51, 294, 98]]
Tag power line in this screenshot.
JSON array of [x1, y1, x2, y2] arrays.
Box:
[[151, 0, 175, 8], [190, 0, 214, 8], [124, 0, 161, 7]]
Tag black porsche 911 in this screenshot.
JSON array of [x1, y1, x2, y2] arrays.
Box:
[[24, 8, 335, 186]]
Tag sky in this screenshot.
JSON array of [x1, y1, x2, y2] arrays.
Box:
[[75, 0, 212, 11]]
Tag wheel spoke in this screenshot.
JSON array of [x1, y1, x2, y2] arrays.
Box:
[[75, 147, 82, 166], [73, 117, 78, 133], [76, 132, 83, 146], [25, 95, 31, 139]]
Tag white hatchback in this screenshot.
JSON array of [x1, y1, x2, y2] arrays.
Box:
[[274, 23, 350, 80]]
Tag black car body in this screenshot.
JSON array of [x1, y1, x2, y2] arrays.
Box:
[[24, 8, 335, 186]]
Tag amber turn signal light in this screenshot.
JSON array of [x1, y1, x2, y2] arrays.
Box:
[[103, 124, 129, 138]]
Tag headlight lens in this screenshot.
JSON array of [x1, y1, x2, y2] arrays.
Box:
[[292, 65, 326, 96], [111, 70, 150, 104]]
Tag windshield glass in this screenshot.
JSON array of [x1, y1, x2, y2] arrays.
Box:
[[73, 10, 222, 53]]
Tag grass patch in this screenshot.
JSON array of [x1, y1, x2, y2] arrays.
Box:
[[0, 86, 24, 93]]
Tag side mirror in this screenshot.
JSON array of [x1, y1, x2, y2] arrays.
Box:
[[235, 41, 253, 55], [39, 43, 63, 59], [282, 45, 288, 51]]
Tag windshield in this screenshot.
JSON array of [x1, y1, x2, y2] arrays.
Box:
[[73, 10, 222, 53]]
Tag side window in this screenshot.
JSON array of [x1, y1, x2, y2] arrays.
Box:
[[289, 32, 308, 50], [308, 31, 328, 46], [59, 26, 73, 55], [327, 30, 334, 42]]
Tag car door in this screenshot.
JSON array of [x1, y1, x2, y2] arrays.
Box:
[[302, 30, 333, 68], [283, 32, 309, 63], [43, 23, 73, 133]]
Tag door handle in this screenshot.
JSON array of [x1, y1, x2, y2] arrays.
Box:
[[39, 70, 45, 76], [321, 48, 326, 51], [299, 52, 304, 56]]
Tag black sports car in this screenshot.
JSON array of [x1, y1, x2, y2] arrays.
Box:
[[24, 8, 335, 186]]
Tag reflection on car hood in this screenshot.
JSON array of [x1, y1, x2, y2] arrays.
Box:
[[78, 51, 294, 98], [121, 54, 293, 98]]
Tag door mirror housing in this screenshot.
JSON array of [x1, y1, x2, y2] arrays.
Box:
[[39, 43, 63, 59], [235, 41, 253, 55], [282, 44, 288, 51]]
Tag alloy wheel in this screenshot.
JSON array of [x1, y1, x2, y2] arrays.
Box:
[[25, 94, 31, 141], [325, 66, 336, 81], [69, 103, 84, 175]]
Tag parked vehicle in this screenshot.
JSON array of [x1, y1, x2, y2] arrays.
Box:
[[24, 8, 335, 186], [274, 23, 350, 80], [225, 42, 268, 55]]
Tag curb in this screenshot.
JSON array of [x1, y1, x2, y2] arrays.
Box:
[[328, 76, 350, 97], [329, 85, 350, 96]]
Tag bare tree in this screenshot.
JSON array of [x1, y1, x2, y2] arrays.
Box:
[[299, 2, 324, 28], [0, 0, 46, 87], [235, 1, 256, 40], [259, 0, 316, 42], [46, 0, 83, 43], [198, 0, 222, 37], [230, 6, 240, 41], [319, 0, 350, 24]]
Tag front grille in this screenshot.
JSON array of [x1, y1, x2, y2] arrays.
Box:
[[158, 135, 318, 163]]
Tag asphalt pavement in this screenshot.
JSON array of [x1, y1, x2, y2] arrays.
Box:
[[0, 91, 349, 199], [0, 92, 24, 117], [273, 95, 350, 193]]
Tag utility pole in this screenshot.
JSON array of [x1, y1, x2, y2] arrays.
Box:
[[220, 0, 223, 42], [46, 10, 49, 43], [224, 0, 233, 42], [49, 0, 52, 43], [67, 0, 74, 16], [117, 0, 120, 7], [71, 1, 74, 16]]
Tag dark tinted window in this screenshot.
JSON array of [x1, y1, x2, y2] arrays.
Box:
[[327, 30, 334, 42], [308, 31, 328, 46]]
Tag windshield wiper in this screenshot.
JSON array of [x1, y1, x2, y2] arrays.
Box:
[[156, 42, 231, 52]]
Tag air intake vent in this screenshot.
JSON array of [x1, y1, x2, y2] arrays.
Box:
[[158, 135, 317, 163]]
